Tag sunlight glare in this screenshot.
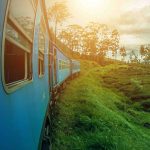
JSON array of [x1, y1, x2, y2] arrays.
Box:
[[68, 0, 110, 24], [79, 0, 106, 11], [84, 0, 104, 9]]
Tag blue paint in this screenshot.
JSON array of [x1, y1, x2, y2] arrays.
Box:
[[0, 0, 80, 149], [0, 1, 50, 149], [56, 49, 71, 84], [72, 59, 80, 74]]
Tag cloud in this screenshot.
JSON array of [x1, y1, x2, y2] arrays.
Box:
[[117, 12, 137, 25], [117, 5, 150, 34], [114, 5, 150, 45], [117, 5, 150, 36], [119, 24, 150, 35]]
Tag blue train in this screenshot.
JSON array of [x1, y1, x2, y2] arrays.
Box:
[[0, 0, 80, 149]]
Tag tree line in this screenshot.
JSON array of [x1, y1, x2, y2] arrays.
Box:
[[119, 45, 150, 64], [58, 23, 119, 63], [47, 1, 149, 64]]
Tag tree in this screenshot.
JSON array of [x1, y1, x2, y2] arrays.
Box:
[[140, 45, 145, 60], [130, 50, 139, 63], [47, 1, 70, 42], [110, 29, 120, 59], [58, 24, 84, 56], [82, 22, 110, 59], [120, 46, 126, 61], [58, 22, 120, 63], [140, 45, 150, 64]]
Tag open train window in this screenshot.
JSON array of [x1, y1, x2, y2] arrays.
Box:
[[38, 19, 45, 77], [3, 0, 35, 89]]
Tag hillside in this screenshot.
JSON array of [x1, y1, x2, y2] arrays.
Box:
[[51, 61, 150, 150]]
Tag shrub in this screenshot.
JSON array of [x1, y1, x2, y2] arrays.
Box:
[[130, 79, 143, 95]]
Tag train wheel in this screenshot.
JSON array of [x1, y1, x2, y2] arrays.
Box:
[[41, 117, 51, 150]]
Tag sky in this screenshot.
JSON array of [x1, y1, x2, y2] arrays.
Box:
[[67, 0, 150, 46], [45, 0, 150, 46]]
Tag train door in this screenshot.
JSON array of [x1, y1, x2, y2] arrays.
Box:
[[48, 42, 53, 92], [53, 47, 57, 85]]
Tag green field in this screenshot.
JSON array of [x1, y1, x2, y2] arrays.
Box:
[[51, 61, 150, 150]]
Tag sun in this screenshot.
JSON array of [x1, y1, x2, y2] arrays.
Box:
[[83, 0, 104, 10], [68, 0, 111, 24], [72, 0, 107, 15]]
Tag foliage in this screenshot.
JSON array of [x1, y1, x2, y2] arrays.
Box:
[[51, 61, 150, 150], [119, 46, 126, 60], [58, 22, 120, 61], [47, 1, 70, 41], [59, 24, 84, 54], [129, 50, 140, 63], [140, 45, 150, 64]]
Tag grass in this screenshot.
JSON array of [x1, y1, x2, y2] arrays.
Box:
[[101, 63, 150, 112], [51, 60, 150, 150]]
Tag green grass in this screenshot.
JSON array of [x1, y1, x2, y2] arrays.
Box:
[[101, 63, 150, 112], [51, 61, 150, 150]]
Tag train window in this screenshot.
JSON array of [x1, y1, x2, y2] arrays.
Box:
[[38, 19, 45, 77], [65, 61, 67, 69], [8, 0, 35, 39], [59, 60, 62, 70], [4, 0, 35, 86], [58, 60, 70, 70], [64, 62, 65, 69], [38, 51, 44, 75], [62, 61, 64, 69]]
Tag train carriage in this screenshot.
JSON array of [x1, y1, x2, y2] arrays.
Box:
[[0, 0, 80, 149], [71, 59, 80, 75], [56, 46, 71, 84], [0, 0, 51, 149]]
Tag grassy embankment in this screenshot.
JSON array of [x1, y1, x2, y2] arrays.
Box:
[[52, 60, 150, 150]]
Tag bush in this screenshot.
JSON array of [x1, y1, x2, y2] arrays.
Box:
[[130, 79, 143, 95], [141, 99, 150, 112]]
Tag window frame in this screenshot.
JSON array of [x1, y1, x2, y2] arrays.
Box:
[[38, 17, 46, 78], [38, 51, 45, 77], [48, 45, 53, 91], [53, 47, 57, 84], [58, 59, 70, 70], [2, 0, 37, 93]]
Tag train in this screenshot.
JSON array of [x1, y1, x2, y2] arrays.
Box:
[[0, 0, 80, 149]]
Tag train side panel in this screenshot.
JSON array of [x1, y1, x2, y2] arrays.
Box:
[[72, 59, 80, 74], [56, 49, 71, 84], [0, 0, 80, 149], [0, 1, 50, 149]]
